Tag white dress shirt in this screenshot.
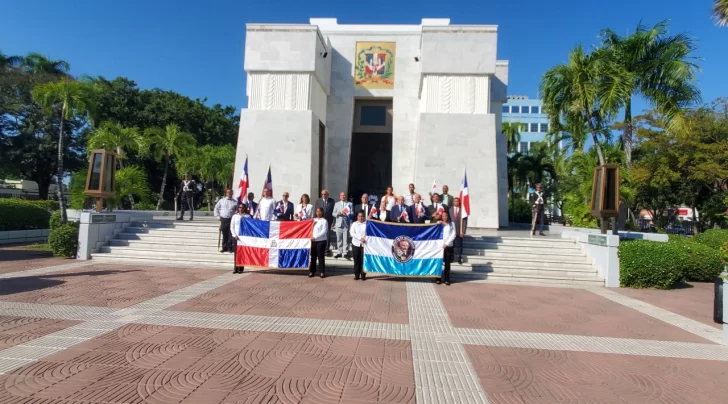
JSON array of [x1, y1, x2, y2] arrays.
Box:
[[230, 213, 250, 239], [257, 197, 276, 221], [214, 197, 237, 219], [404, 193, 415, 206], [383, 195, 396, 212], [295, 203, 314, 220], [312, 218, 329, 241], [349, 221, 367, 247], [443, 222, 456, 247]]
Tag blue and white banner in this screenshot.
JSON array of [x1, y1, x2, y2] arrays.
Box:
[[363, 221, 444, 277]]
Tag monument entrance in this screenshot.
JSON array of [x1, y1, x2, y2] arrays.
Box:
[[347, 100, 393, 200]]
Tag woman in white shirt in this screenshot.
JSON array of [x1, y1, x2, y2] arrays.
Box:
[[230, 204, 251, 274], [309, 207, 329, 278], [295, 193, 314, 220], [349, 211, 367, 281], [437, 210, 456, 285]]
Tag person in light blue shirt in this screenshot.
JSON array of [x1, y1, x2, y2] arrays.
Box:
[[332, 191, 353, 259]]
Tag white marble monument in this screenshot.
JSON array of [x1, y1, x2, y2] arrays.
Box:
[[233, 18, 509, 228]]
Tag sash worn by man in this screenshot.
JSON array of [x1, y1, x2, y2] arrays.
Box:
[[529, 183, 546, 236], [177, 174, 196, 221]]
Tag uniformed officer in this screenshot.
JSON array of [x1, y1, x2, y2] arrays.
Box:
[[177, 174, 196, 221]]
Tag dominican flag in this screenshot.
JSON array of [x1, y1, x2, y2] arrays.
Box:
[[460, 169, 470, 218], [262, 165, 273, 197], [369, 204, 378, 218], [299, 207, 308, 220], [235, 218, 313, 269], [431, 179, 437, 195], [276, 200, 285, 213], [234, 156, 249, 203], [400, 209, 409, 222], [363, 221, 443, 277]]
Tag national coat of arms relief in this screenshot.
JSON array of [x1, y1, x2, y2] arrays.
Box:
[[354, 42, 396, 89]]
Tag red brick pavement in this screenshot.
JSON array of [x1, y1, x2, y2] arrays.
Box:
[[438, 283, 711, 343], [0, 324, 415, 403], [0, 247, 69, 274], [0, 316, 80, 350], [465, 344, 728, 404], [615, 282, 720, 329], [0, 264, 220, 308], [169, 273, 410, 324]]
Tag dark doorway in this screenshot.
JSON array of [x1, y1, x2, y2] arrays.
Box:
[[318, 122, 325, 194], [347, 132, 392, 200]]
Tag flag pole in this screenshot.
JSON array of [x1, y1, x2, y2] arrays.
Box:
[[255, 162, 270, 218], [459, 168, 465, 237]]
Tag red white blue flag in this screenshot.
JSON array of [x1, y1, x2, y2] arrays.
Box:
[[460, 169, 470, 218], [234, 155, 249, 203], [262, 165, 273, 197], [235, 218, 313, 268]]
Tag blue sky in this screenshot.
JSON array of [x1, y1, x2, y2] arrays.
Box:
[[2, 0, 726, 114]]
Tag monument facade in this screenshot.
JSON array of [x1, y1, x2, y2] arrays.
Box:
[[233, 18, 509, 228]]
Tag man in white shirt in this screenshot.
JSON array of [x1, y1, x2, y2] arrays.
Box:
[[332, 192, 353, 258], [214, 188, 238, 253], [256, 188, 276, 221], [404, 183, 416, 207]]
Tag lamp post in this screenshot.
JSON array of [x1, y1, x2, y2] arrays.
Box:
[[84, 149, 117, 213]]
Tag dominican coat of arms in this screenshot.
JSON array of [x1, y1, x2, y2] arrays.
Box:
[[354, 42, 396, 89]]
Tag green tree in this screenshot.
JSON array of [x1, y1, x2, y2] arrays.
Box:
[[600, 21, 701, 167], [714, 0, 728, 26], [145, 124, 196, 210], [32, 77, 97, 222], [541, 45, 631, 165], [178, 144, 236, 210], [501, 122, 523, 153], [108, 166, 150, 210]]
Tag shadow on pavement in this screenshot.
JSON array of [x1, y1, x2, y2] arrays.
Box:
[[0, 270, 139, 296], [0, 248, 56, 263]]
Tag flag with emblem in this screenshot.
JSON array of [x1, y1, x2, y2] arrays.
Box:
[[363, 221, 443, 276], [236, 218, 313, 268], [460, 169, 470, 219], [234, 155, 249, 204], [262, 164, 273, 197]]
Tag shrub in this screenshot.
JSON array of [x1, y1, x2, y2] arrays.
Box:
[[508, 198, 532, 223], [48, 223, 79, 258], [49, 211, 62, 230], [0, 199, 51, 231], [28, 200, 60, 212], [672, 238, 723, 282], [693, 229, 728, 251], [618, 240, 684, 289]]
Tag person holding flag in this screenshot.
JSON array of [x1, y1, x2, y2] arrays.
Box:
[[276, 192, 294, 221], [390, 196, 411, 223], [354, 193, 376, 221], [451, 169, 471, 264], [411, 194, 429, 224], [428, 193, 448, 222], [332, 192, 353, 259], [244, 192, 257, 218], [233, 155, 249, 204], [230, 204, 251, 274], [295, 194, 313, 220]]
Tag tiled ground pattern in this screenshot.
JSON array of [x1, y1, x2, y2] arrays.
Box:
[[170, 273, 409, 324], [0, 247, 68, 274], [615, 282, 720, 328], [0, 324, 415, 404], [0, 265, 220, 308], [0, 316, 80, 350], [438, 282, 711, 343], [465, 345, 728, 404]]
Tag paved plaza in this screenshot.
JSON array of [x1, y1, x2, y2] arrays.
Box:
[[0, 250, 726, 403]]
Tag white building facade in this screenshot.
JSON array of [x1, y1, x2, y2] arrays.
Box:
[[233, 18, 510, 228]]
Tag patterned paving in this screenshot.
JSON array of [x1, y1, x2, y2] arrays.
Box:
[[437, 282, 712, 343], [0, 259, 725, 403], [169, 273, 409, 324], [0, 247, 69, 275]]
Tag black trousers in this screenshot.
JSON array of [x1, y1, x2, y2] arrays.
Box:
[[232, 237, 244, 272], [531, 206, 544, 233], [310, 240, 327, 274], [438, 246, 454, 283], [179, 194, 194, 219], [454, 236, 464, 260], [352, 245, 364, 278], [325, 218, 333, 251], [220, 217, 232, 251]]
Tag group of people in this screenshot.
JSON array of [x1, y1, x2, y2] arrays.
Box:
[[212, 183, 468, 285]]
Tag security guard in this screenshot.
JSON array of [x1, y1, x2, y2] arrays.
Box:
[[177, 174, 196, 221]]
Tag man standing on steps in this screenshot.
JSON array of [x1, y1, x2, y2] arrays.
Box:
[[214, 189, 238, 253], [315, 189, 335, 254], [245, 192, 257, 218], [529, 183, 546, 236], [177, 174, 196, 221], [440, 185, 453, 207], [449, 197, 467, 264], [332, 192, 353, 259], [257, 188, 276, 221]]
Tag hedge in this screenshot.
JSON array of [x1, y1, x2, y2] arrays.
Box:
[[48, 223, 79, 258], [693, 229, 728, 251], [0, 199, 51, 231], [618, 240, 684, 289], [27, 200, 60, 212], [508, 198, 532, 223], [49, 211, 62, 230], [619, 237, 724, 288]]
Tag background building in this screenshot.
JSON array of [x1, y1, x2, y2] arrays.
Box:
[[502, 95, 554, 153]]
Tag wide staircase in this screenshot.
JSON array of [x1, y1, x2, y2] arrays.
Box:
[[91, 217, 604, 287]]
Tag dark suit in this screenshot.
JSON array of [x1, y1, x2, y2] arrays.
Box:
[[427, 203, 449, 221], [315, 197, 335, 249], [529, 191, 546, 234], [449, 206, 468, 262], [244, 200, 258, 217], [411, 203, 429, 224], [389, 204, 412, 223], [276, 201, 294, 221], [354, 203, 376, 220]]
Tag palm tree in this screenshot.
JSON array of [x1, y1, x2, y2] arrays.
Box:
[[0, 52, 23, 72], [541, 45, 631, 165], [600, 21, 701, 167], [87, 121, 146, 208], [109, 166, 150, 210], [32, 77, 96, 222], [22, 53, 70, 77], [145, 124, 195, 210], [502, 122, 523, 153], [714, 0, 728, 26]]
